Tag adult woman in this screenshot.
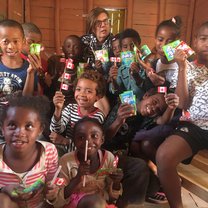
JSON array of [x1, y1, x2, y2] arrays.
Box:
[[82, 7, 113, 71], [82, 7, 113, 116]]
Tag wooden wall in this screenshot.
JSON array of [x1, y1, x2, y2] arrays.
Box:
[[0, 0, 207, 57]]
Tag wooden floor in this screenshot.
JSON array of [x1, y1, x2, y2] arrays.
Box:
[[127, 187, 208, 208]]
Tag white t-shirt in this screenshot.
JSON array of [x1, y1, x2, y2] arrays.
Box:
[[184, 62, 208, 130], [156, 59, 179, 88]]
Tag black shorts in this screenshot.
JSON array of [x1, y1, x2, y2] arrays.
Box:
[[172, 121, 208, 163]]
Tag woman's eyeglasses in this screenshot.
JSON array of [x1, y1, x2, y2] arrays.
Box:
[[95, 19, 111, 28]]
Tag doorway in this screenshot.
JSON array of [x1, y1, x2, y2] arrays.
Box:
[[105, 8, 125, 35]]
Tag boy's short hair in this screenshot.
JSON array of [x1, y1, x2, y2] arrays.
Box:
[[63, 35, 82, 46], [120, 28, 141, 46], [0, 19, 24, 38], [62, 35, 84, 59], [22, 22, 42, 36], [195, 21, 208, 37], [74, 70, 106, 97]]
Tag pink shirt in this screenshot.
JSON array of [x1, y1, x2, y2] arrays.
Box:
[[0, 141, 58, 208]]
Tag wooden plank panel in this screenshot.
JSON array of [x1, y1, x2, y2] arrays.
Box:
[[165, 6, 189, 17], [41, 29, 55, 41], [25, 0, 31, 22], [60, 31, 83, 43], [133, 14, 158, 26], [42, 39, 55, 48], [167, 0, 190, 5], [0, 0, 7, 20], [31, 17, 54, 29], [94, 0, 126, 8], [191, 0, 208, 45], [30, 0, 54, 7], [59, 19, 84, 31], [133, 25, 156, 36], [30, 6, 54, 18], [133, 0, 158, 13], [8, 0, 23, 22], [60, 0, 84, 9], [60, 8, 84, 17]]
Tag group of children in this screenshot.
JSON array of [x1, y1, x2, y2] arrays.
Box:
[[0, 7, 208, 208]]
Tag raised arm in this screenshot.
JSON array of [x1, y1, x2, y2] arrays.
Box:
[[105, 103, 135, 139], [156, 93, 179, 125], [23, 54, 42, 96], [174, 49, 189, 109]]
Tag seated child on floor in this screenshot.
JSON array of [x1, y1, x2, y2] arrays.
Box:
[[0, 94, 59, 208], [50, 117, 123, 208], [50, 70, 106, 155]]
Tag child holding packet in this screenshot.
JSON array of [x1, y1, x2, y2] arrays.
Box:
[[0, 19, 41, 99], [156, 21, 208, 208], [0, 94, 59, 208], [109, 28, 145, 101], [51, 117, 123, 208], [50, 70, 106, 153]]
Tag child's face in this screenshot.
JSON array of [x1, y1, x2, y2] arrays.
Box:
[[62, 37, 82, 60], [139, 93, 167, 117], [194, 26, 208, 63], [2, 107, 43, 154], [0, 26, 24, 58], [22, 32, 42, 54], [112, 39, 121, 57], [74, 78, 100, 109], [155, 26, 178, 58], [121, 37, 139, 52], [74, 121, 104, 157]]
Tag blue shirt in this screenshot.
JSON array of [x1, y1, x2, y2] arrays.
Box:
[[0, 60, 37, 97], [110, 64, 145, 100]]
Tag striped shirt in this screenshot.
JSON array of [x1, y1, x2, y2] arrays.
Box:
[[0, 141, 58, 208], [50, 103, 105, 151]]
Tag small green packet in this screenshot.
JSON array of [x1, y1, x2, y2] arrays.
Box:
[[119, 90, 137, 115], [94, 49, 109, 62], [140, 45, 151, 60], [30, 43, 41, 55], [77, 63, 85, 77], [120, 51, 136, 67], [162, 40, 180, 61], [11, 178, 44, 196]]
